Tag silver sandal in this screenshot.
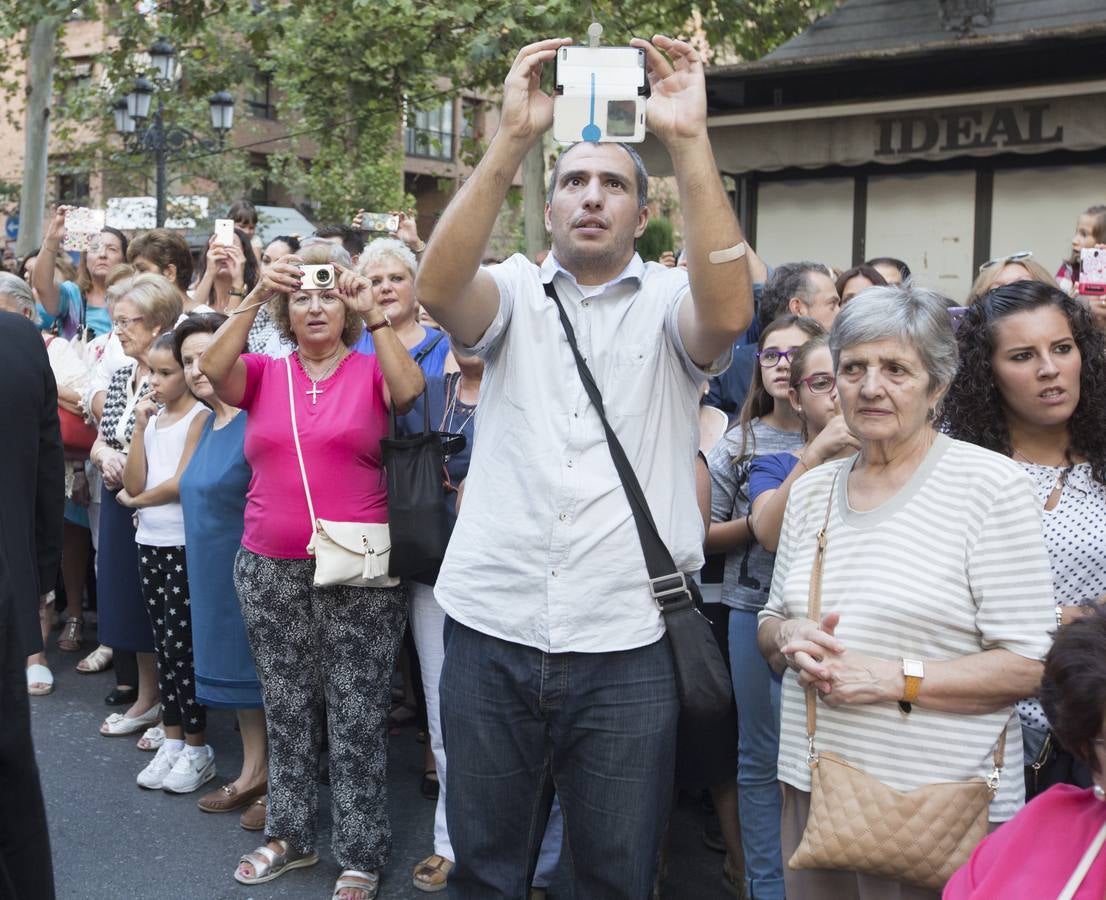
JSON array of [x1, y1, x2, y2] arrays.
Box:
[[332, 869, 379, 900], [233, 839, 319, 885]]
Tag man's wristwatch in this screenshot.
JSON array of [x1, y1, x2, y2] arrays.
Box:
[[899, 658, 924, 713]]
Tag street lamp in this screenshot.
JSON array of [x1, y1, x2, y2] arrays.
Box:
[[125, 76, 154, 121], [208, 91, 235, 133], [149, 37, 177, 83], [112, 39, 234, 227], [112, 98, 135, 135]]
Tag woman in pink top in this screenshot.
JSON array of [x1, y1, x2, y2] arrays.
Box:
[[200, 241, 423, 900], [945, 608, 1106, 899]]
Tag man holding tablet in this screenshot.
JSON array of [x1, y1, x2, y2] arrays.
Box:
[[417, 34, 753, 897]]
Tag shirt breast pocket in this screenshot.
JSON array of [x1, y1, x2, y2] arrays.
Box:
[[607, 340, 655, 418]]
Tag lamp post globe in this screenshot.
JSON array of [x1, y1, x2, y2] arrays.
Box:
[[208, 91, 235, 134], [126, 77, 155, 121], [149, 37, 177, 83]]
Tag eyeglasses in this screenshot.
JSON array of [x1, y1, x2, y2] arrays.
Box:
[[756, 347, 801, 368], [798, 373, 836, 394], [111, 315, 145, 331], [979, 250, 1032, 273]]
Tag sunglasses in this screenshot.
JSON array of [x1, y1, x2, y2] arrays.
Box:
[[979, 250, 1032, 273]]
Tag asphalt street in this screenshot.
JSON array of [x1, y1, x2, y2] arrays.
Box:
[[31, 630, 732, 900]]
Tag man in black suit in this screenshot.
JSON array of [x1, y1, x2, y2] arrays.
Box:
[[0, 310, 63, 899]]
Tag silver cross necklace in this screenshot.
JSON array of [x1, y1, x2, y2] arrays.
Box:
[[297, 349, 346, 405]]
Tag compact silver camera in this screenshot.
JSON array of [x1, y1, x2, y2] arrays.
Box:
[[300, 264, 335, 290]]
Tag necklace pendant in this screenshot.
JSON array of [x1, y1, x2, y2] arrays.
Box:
[[306, 383, 324, 405]]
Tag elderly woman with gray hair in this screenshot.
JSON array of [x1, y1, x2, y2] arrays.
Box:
[[352, 238, 451, 376], [756, 286, 1056, 899]]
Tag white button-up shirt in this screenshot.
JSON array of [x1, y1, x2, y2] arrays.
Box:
[[434, 252, 731, 653]]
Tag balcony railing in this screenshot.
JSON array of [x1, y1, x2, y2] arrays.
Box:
[[405, 127, 454, 161]]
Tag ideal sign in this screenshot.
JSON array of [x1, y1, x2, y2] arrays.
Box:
[[876, 102, 1064, 157]]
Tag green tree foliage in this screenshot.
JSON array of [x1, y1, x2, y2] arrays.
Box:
[[638, 216, 675, 262], [0, 0, 835, 219]]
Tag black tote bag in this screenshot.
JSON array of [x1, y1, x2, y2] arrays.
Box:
[[380, 387, 453, 578]]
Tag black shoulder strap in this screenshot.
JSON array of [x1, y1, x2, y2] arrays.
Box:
[[543, 281, 690, 609], [413, 331, 446, 366]]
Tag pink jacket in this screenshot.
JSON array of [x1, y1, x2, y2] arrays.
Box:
[[944, 784, 1106, 899]]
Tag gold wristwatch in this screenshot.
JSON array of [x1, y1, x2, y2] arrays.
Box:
[[899, 658, 924, 713]]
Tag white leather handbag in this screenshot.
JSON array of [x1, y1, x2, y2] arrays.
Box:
[[285, 357, 399, 588]]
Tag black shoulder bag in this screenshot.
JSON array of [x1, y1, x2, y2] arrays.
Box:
[[543, 282, 733, 721], [379, 331, 457, 578]]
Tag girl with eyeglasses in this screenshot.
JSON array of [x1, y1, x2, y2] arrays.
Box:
[[704, 313, 824, 900], [746, 334, 860, 553]]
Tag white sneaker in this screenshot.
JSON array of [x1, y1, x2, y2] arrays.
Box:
[[162, 746, 216, 794], [137, 743, 183, 790]]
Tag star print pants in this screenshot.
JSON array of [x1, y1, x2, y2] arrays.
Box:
[[137, 544, 206, 735], [233, 548, 408, 871]]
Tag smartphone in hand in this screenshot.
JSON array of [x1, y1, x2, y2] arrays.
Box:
[[214, 218, 236, 246]]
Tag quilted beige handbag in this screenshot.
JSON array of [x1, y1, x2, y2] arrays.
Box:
[[787, 472, 1004, 891]]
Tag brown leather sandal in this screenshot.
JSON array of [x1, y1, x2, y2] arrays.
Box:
[[58, 617, 83, 652], [412, 854, 453, 893]]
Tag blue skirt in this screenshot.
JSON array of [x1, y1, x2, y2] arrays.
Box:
[[95, 485, 154, 652]]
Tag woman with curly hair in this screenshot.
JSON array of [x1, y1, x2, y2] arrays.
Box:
[[943, 279, 1106, 799]]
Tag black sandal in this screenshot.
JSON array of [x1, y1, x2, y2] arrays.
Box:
[[104, 686, 138, 706]]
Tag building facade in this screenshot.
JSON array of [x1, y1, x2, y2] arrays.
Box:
[[641, 0, 1106, 300]]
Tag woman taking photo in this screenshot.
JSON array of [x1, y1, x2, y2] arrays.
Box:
[[705, 313, 823, 900], [33, 205, 126, 340], [943, 280, 1106, 798], [190, 227, 260, 313], [758, 286, 1055, 899], [89, 274, 182, 738], [201, 245, 423, 900]]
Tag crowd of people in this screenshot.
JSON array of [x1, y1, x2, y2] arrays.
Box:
[[4, 33, 1106, 900]]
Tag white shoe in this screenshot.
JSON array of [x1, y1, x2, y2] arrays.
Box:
[[137, 743, 183, 790], [162, 746, 216, 794]]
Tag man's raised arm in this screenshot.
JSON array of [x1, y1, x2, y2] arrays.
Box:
[[633, 35, 753, 366], [416, 38, 570, 348]]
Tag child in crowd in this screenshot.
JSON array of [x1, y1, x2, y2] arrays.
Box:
[[118, 332, 213, 793], [1056, 204, 1106, 294]]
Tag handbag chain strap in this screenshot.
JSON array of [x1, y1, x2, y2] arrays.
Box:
[[541, 280, 688, 612], [285, 356, 319, 541], [802, 469, 1006, 792]]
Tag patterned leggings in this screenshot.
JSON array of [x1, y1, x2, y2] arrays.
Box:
[[233, 548, 408, 871], [137, 544, 205, 734]]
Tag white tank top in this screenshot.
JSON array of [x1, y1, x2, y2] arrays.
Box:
[[134, 403, 207, 547]]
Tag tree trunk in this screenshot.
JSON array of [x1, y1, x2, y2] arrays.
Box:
[[522, 139, 546, 261], [16, 17, 60, 258]]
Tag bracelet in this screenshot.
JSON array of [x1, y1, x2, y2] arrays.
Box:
[[228, 287, 247, 297], [409, 240, 426, 254], [365, 314, 391, 334]]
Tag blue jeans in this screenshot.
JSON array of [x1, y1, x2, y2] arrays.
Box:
[[440, 620, 679, 899], [730, 608, 785, 900]]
